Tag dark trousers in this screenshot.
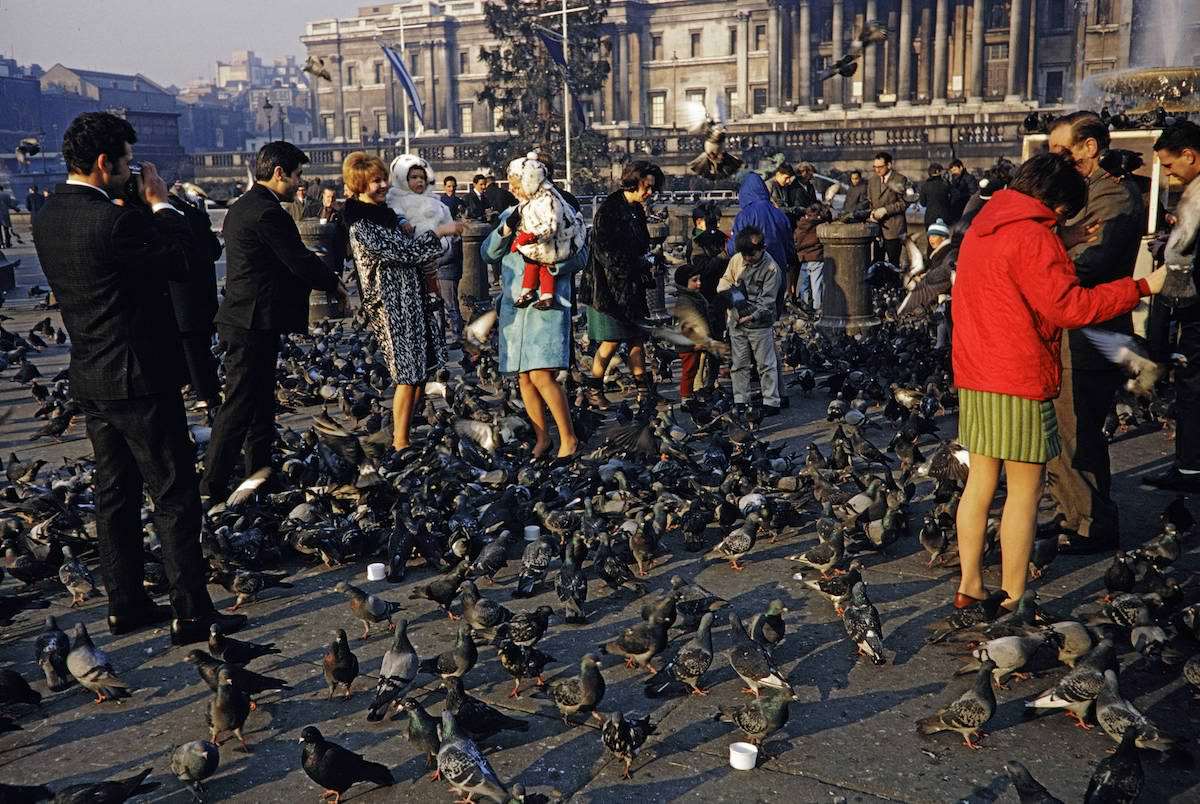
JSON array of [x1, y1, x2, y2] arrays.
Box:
[[882, 237, 903, 266], [1147, 303, 1200, 469], [0, 221, 12, 247], [1046, 366, 1123, 542], [200, 325, 280, 499], [77, 392, 213, 619], [181, 331, 221, 405]]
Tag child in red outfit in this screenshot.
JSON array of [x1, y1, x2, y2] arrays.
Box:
[[514, 230, 557, 310]]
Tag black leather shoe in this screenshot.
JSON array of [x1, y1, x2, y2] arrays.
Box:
[[171, 612, 248, 646], [108, 602, 172, 636], [1141, 467, 1200, 493]]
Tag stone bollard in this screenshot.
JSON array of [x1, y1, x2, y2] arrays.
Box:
[[816, 221, 879, 333], [460, 220, 495, 303], [297, 219, 347, 324]]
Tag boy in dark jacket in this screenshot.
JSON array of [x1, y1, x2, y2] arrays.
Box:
[[674, 264, 708, 400], [792, 203, 829, 310]]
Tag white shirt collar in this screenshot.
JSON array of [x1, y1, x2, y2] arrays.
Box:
[[65, 178, 109, 200]]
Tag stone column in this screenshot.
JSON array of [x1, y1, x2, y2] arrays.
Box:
[[1006, 0, 1027, 100], [422, 46, 435, 131], [460, 221, 492, 301], [441, 37, 457, 135], [767, 0, 782, 110], [798, 0, 812, 108], [917, 0, 931, 101], [737, 12, 750, 117], [790, 4, 802, 106], [862, 0, 878, 106], [932, 0, 948, 102], [969, 0, 986, 101], [617, 27, 629, 123], [628, 28, 643, 126], [604, 32, 616, 123], [884, 6, 899, 98], [830, 0, 844, 109], [816, 221, 880, 333], [897, 0, 913, 104], [330, 53, 346, 140]]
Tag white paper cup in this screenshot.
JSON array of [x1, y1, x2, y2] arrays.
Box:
[[729, 742, 758, 770], [523, 525, 541, 542], [366, 562, 386, 582]]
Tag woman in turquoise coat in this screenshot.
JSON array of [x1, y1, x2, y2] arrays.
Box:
[[481, 158, 587, 459]]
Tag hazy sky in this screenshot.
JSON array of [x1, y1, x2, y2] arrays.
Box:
[[0, 0, 366, 87]]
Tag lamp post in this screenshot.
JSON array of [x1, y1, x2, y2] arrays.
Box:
[[263, 98, 274, 141], [278, 107, 286, 141]]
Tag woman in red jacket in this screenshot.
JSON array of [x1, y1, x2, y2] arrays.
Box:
[[951, 152, 1167, 610]]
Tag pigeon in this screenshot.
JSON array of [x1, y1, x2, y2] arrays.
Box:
[[58, 545, 98, 607], [496, 639, 555, 698], [34, 614, 72, 692], [443, 675, 529, 740], [645, 611, 714, 697], [323, 628, 360, 699], [208, 624, 280, 665], [0, 783, 51, 802], [957, 632, 1055, 687], [302, 55, 333, 82], [333, 580, 402, 639], [713, 688, 798, 747], [554, 544, 588, 623], [207, 667, 252, 751], [926, 590, 1010, 643], [728, 612, 792, 696], [299, 725, 394, 804], [842, 582, 887, 665], [408, 566, 466, 619], [171, 740, 220, 801], [366, 619, 418, 721], [67, 622, 130, 703], [460, 579, 513, 638], [51, 769, 159, 804], [1094, 669, 1176, 752], [602, 711, 656, 779], [548, 653, 606, 723], [208, 568, 292, 610], [0, 715, 21, 736], [184, 650, 289, 704], [1004, 761, 1064, 804], [513, 534, 556, 598], [399, 697, 442, 779], [436, 710, 515, 804], [916, 658, 996, 749], [1084, 727, 1143, 804], [802, 559, 863, 615], [1103, 552, 1137, 599], [494, 605, 554, 647], [418, 622, 478, 679], [599, 613, 669, 674], [787, 530, 845, 577], [707, 513, 760, 570], [1025, 639, 1116, 729], [0, 667, 40, 708]]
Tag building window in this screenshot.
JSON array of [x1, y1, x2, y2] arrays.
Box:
[[346, 112, 360, 141], [1095, 0, 1113, 25], [1045, 0, 1067, 29], [988, 0, 1011, 29], [1044, 69, 1064, 102], [459, 104, 474, 134], [752, 86, 767, 114], [729, 28, 737, 56], [373, 62, 384, 84], [725, 87, 739, 117], [685, 88, 706, 110], [410, 52, 420, 75], [377, 112, 388, 135], [459, 50, 470, 73], [320, 114, 334, 139], [986, 43, 1009, 61], [754, 24, 766, 51], [492, 105, 504, 131], [649, 92, 666, 126], [690, 31, 702, 59], [651, 34, 663, 61], [345, 64, 357, 85]]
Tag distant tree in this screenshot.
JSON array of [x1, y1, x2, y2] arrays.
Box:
[[478, 0, 611, 190]]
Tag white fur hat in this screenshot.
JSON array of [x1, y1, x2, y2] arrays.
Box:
[[389, 153, 437, 197]]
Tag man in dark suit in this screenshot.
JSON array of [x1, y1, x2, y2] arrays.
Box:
[[867, 151, 909, 265], [919, 163, 955, 227], [464, 173, 488, 220], [32, 112, 242, 643], [200, 141, 345, 503], [482, 175, 516, 223], [168, 188, 223, 410]]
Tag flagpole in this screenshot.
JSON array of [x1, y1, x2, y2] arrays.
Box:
[[400, 9, 410, 153], [561, 0, 571, 192]]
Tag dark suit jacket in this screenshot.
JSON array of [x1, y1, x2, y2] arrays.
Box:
[[168, 193, 222, 333], [216, 183, 341, 334], [32, 183, 193, 399], [464, 190, 486, 220], [867, 171, 909, 240], [842, 182, 869, 217], [919, 176, 954, 227]]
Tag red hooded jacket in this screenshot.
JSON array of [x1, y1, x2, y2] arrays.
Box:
[[952, 189, 1147, 401]]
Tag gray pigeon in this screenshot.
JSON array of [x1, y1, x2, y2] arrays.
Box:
[[1025, 638, 1115, 728], [207, 667, 252, 751], [366, 618, 418, 721], [436, 710, 515, 803], [916, 658, 996, 748], [35, 614, 72, 691], [956, 631, 1056, 686], [728, 612, 792, 696], [67, 622, 130, 703], [58, 545, 99, 607], [645, 611, 714, 697], [1004, 760, 1064, 804], [549, 653, 606, 723], [1094, 669, 1176, 752], [842, 582, 886, 665], [333, 580, 402, 639], [1084, 727, 1143, 803], [171, 740, 220, 800]]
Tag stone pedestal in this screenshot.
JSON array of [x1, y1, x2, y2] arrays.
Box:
[[460, 221, 494, 302], [816, 221, 879, 333], [297, 219, 347, 324]]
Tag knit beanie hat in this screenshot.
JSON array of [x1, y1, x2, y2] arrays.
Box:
[[927, 218, 951, 239]]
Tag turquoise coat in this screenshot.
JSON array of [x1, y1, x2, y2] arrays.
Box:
[[482, 207, 588, 374]]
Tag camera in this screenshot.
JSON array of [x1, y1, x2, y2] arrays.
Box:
[[123, 162, 146, 207]]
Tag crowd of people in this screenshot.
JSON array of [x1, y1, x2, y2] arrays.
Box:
[[20, 106, 1200, 648]]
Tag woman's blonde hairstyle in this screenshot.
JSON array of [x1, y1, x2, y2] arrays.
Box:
[[342, 151, 388, 194]]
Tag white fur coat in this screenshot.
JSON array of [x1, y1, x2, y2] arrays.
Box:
[[386, 153, 452, 255], [510, 154, 585, 265]]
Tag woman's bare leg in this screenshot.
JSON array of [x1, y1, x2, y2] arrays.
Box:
[[998, 460, 1044, 607], [956, 453, 1002, 601], [529, 369, 578, 457], [517, 372, 551, 457], [627, 344, 646, 379], [592, 340, 619, 380], [392, 384, 418, 450]]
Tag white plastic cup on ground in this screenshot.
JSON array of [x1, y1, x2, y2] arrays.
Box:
[[366, 562, 386, 582], [729, 742, 758, 770], [524, 525, 540, 542]]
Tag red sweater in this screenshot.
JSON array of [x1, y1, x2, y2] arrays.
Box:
[[952, 189, 1147, 401]]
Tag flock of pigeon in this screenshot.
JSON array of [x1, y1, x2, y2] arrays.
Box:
[[0, 265, 1196, 803]]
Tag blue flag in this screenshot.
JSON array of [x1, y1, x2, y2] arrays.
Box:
[[534, 27, 567, 68], [382, 44, 425, 126]]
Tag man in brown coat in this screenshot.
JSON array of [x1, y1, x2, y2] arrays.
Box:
[[867, 151, 908, 266], [1046, 111, 1145, 553]]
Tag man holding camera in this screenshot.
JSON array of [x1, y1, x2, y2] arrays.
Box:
[[32, 112, 241, 643], [200, 141, 346, 505]]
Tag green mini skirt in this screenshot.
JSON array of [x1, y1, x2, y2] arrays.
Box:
[[958, 388, 1061, 464]]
